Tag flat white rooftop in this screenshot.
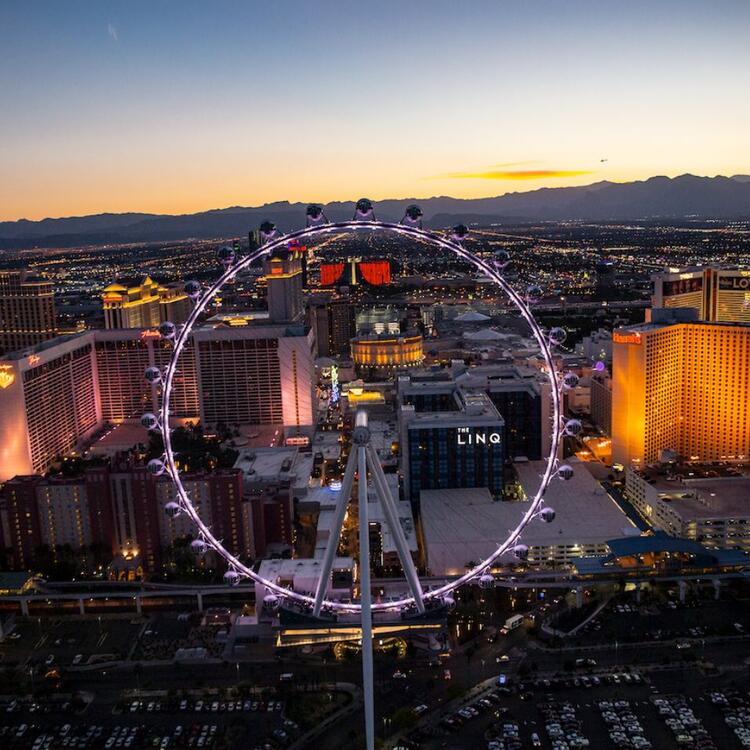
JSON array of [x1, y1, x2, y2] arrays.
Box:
[[421, 459, 636, 576], [256, 556, 353, 579], [652, 476, 750, 521], [234, 446, 314, 493]]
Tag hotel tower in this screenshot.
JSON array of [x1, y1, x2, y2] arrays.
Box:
[[612, 309, 750, 466]]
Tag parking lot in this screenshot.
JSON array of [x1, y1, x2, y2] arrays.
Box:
[[402, 665, 750, 750], [1, 691, 298, 749], [563, 588, 750, 649], [1, 618, 142, 670]]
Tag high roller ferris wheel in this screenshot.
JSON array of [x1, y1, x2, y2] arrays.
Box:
[[139, 199, 582, 749]]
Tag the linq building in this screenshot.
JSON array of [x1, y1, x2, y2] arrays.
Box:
[[398, 377, 505, 502]]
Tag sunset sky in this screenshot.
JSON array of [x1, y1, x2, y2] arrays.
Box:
[[1, 0, 749, 221]]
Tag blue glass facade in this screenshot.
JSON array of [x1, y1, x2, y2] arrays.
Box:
[[488, 387, 543, 460], [407, 423, 504, 501]]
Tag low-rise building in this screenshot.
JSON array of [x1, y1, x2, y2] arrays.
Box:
[[420, 459, 636, 575], [254, 557, 354, 605], [625, 465, 750, 550]]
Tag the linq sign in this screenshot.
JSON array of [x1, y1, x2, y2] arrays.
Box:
[[456, 427, 502, 446]]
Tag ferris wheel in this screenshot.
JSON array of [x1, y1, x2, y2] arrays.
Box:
[[141, 200, 580, 749]]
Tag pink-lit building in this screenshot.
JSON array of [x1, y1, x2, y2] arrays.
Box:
[[0, 322, 312, 481]]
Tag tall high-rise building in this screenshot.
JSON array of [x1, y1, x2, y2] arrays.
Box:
[[595, 259, 616, 297], [263, 250, 304, 323], [193, 322, 315, 434], [0, 269, 56, 355], [0, 335, 101, 479], [0, 475, 43, 569], [94, 328, 198, 422], [0, 469, 117, 570], [0, 320, 316, 481], [287, 240, 309, 287], [612, 308, 750, 466], [399, 386, 505, 502], [0, 329, 202, 481], [153, 468, 248, 562], [102, 276, 191, 329], [309, 296, 357, 358], [590, 371, 613, 436], [400, 365, 550, 462], [247, 486, 294, 559], [652, 266, 750, 323]]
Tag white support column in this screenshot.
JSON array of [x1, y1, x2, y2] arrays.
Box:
[[312, 451, 357, 618], [366, 443, 425, 614], [358, 442, 375, 750]]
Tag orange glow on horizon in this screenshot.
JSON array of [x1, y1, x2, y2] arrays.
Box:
[[441, 169, 594, 180]]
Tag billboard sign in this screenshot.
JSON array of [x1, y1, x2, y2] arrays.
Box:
[[718, 275, 750, 291], [663, 277, 702, 296]]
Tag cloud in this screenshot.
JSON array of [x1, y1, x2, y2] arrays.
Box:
[[107, 23, 119, 42], [441, 169, 593, 180]]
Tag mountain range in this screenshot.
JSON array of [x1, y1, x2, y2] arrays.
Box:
[[2, 174, 750, 249]]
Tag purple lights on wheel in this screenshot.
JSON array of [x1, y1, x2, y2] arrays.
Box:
[[155, 218, 564, 614]]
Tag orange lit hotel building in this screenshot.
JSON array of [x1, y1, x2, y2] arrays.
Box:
[[612, 308, 750, 467]]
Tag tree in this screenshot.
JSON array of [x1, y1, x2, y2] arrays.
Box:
[[391, 707, 418, 731], [446, 684, 466, 701]]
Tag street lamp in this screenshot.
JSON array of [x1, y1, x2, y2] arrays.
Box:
[[382, 716, 391, 739]]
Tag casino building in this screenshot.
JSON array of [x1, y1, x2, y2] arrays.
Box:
[[0, 269, 57, 355], [652, 266, 750, 323], [612, 308, 750, 466], [351, 333, 424, 378], [398, 380, 505, 502], [0, 334, 101, 479], [398, 366, 548, 463], [0, 322, 315, 480], [193, 322, 315, 435], [102, 276, 191, 329], [319, 258, 391, 287]]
